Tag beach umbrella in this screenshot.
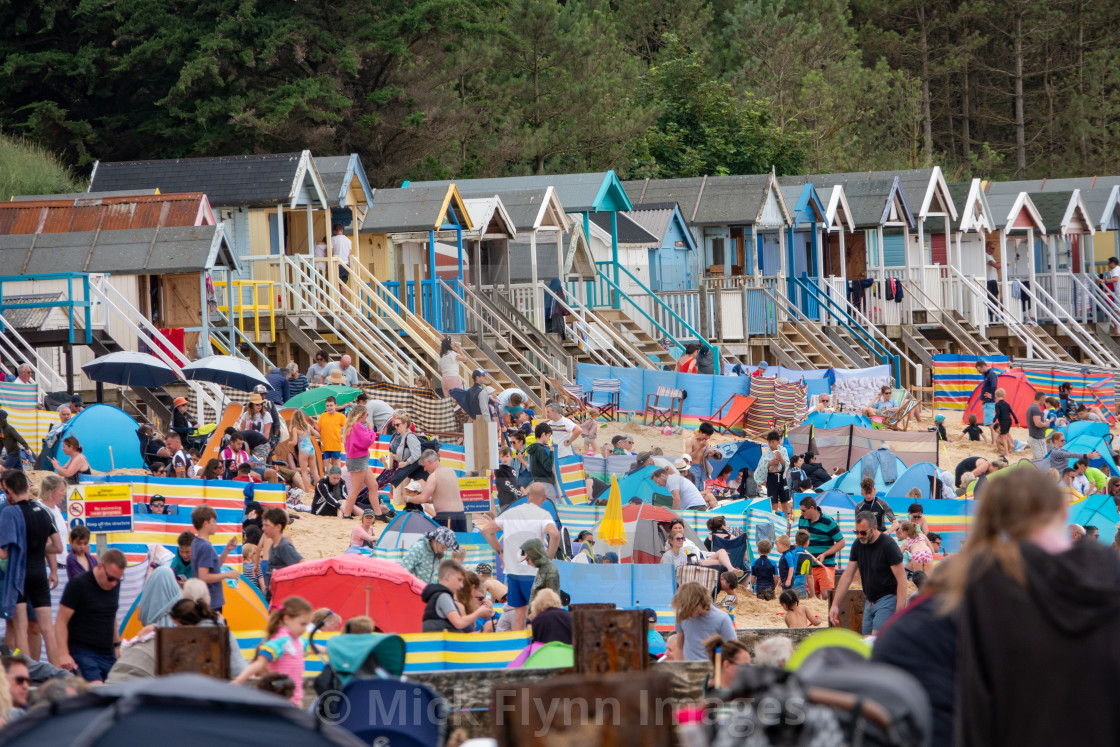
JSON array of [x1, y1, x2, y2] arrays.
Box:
[[598, 475, 628, 547], [284, 385, 362, 416], [180, 355, 270, 392], [81, 351, 179, 388], [0, 674, 364, 746]]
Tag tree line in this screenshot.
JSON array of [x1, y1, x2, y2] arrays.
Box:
[[1, 0, 1117, 188]]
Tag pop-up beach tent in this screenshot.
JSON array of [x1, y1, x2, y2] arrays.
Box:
[[820, 449, 909, 494], [884, 462, 944, 501], [963, 369, 1038, 425], [40, 403, 145, 471]]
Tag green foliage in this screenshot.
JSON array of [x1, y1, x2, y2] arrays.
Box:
[[0, 134, 85, 199], [0, 0, 1117, 184], [631, 36, 805, 178]]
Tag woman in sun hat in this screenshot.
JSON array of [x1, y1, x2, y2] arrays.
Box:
[[326, 368, 346, 386], [239, 392, 273, 438]]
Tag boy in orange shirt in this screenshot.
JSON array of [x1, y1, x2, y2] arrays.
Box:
[[317, 396, 346, 470]]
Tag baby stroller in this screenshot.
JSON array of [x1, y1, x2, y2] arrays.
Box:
[[311, 631, 447, 747]]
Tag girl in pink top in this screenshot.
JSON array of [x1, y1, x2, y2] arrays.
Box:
[[233, 596, 313, 705], [342, 407, 391, 520]]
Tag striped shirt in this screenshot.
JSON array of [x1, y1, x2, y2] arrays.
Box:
[[798, 514, 843, 567]]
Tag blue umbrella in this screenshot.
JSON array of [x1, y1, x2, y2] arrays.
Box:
[[181, 355, 271, 392], [81, 351, 179, 388]]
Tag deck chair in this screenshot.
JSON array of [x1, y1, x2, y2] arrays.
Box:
[[548, 377, 593, 420], [588, 377, 622, 422], [883, 390, 919, 431], [643, 385, 684, 427], [704, 394, 757, 435]]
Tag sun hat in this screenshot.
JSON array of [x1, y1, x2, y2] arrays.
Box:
[[248, 392, 263, 404], [327, 369, 346, 384], [426, 527, 459, 551], [173, 397, 188, 407], [675, 457, 691, 471], [405, 480, 423, 492]]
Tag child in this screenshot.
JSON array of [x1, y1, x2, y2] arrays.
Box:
[[748, 539, 780, 601], [963, 413, 986, 443], [787, 455, 806, 494], [421, 559, 492, 632], [65, 525, 98, 579], [577, 416, 598, 456], [186, 449, 202, 478], [993, 388, 1018, 457], [241, 542, 262, 588], [190, 504, 241, 614], [220, 434, 250, 479], [494, 447, 520, 510], [234, 596, 314, 705], [232, 462, 261, 483], [171, 530, 194, 581], [350, 510, 378, 549], [317, 396, 346, 470], [780, 589, 820, 628], [794, 529, 817, 598], [931, 414, 947, 442], [1045, 397, 1067, 428]]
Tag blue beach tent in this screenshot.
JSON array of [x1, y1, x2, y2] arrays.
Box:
[[884, 462, 943, 501], [41, 403, 145, 471]]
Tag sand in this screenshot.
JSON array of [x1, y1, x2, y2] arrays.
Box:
[[286, 513, 392, 560], [594, 420, 742, 458]]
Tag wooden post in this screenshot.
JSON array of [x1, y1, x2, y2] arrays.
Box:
[[827, 588, 866, 634], [572, 608, 648, 674], [698, 283, 709, 341], [156, 626, 231, 679]]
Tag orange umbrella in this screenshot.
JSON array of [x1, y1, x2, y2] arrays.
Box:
[[598, 475, 628, 546]]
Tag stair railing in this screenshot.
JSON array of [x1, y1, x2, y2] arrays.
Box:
[[1015, 279, 1120, 368], [760, 284, 848, 369], [542, 282, 656, 369], [0, 321, 67, 392], [459, 284, 575, 382], [946, 266, 1064, 362], [89, 278, 226, 418], [1070, 273, 1120, 330], [900, 276, 997, 357]]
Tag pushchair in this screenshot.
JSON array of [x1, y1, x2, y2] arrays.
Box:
[[311, 631, 447, 747]]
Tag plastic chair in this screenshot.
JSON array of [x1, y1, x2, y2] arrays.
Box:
[[334, 678, 446, 747]]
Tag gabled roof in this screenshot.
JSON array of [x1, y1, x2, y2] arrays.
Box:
[[88, 151, 329, 209], [892, 167, 957, 220], [816, 185, 856, 232], [462, 196, 517, 241], [986, 179, 1117, 233], [947, 180, 995, 234], [443, 187, 567, 234], [407, 171, 631, 214], [986, 191, 1046, 233], [623, 173, 792, 227], [778, 183, 827, 227], [0, 225, 239, 276], [0, 193, 216, 235], [626, 203, 699, 252], [1098, 186, 1120, 231], [361, 185, 473, 234], [588, 211, 659, 245], [779, 174, 915, 229], [315, 154, 374, 209], [507, 223, 597, 282]]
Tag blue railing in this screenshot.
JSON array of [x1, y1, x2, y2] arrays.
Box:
[[0, 272, 92, 344], [793, 277, 900, 381], [378, 278, 465, 334]]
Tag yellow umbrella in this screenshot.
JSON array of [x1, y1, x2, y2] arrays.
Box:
[[598, 475, 628, 546]]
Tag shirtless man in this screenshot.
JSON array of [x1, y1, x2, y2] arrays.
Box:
[[684, 422, 723, 486], [412, 450, 467, 532]]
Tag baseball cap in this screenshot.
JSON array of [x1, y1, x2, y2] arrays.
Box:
[[328, 466, 342, 475], [472, 369, 487, 379], [426, 527, 459, 550]]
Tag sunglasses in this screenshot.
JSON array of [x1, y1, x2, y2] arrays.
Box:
[[855, 529, 870, 537], [910, 514, 922, 519], [104, 570, 124, 584], [12, 675, 29, 685], [671, 536, 684, 542]]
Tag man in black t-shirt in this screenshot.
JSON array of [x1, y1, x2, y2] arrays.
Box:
[[57, 548, 127, 684], [855, 476, 896, 532], [829, 511, 906, 634], [0, 470, 62, 665]]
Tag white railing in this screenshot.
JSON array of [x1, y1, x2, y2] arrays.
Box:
[[0, 323, 67, 393], [90, 278, 227, 419], [538, 282, 648, 368], [1015, 280, 1120, 368], [947, 267, 1064, 362], [1070, 274, 1120, 330]]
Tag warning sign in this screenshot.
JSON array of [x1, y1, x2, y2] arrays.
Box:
[[459, 476, 492, 514], [67, 484, 134, 534]]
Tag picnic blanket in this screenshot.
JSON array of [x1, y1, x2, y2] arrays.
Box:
[[366, 381, 462, 434]]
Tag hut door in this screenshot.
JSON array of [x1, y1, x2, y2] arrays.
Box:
[[160, 273, 203, 357]]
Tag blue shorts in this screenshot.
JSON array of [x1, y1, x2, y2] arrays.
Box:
[[863, 594, 898, 635], [507, 574, 536, 609], [689, 465, 706, 485], [72, 648, 116, 683], [321, 451, 342, 460], [982, 402, 996, 424]]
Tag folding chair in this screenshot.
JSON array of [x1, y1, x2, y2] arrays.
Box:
[[548, 377, 592, 420], [704, 394, 757, 435], [643, 385, 684, 427], [588, 377, 622, 422], [883, 395, 920, 431]]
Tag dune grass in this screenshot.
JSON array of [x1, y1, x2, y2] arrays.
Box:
[[0, 134, 85, 199]]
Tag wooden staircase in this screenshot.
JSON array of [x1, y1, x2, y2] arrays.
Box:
[[901, 326, 941, 369], [1095, 324, 1120, 361], [823, 326, 877, 367], [944, 312, 1004, 357], [778, 321, 849, 369], [592, 308, 676, 367]]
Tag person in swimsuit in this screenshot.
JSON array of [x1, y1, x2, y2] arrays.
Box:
[[51, 436, 92, 485]]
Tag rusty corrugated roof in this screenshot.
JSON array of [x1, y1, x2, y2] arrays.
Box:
[[0, 193, 215, 235]]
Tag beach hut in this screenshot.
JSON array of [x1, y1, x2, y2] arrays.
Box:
[[625, 202, 701, 293]]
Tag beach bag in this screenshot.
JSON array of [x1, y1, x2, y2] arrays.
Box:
[[676, 565, 720, 597]]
